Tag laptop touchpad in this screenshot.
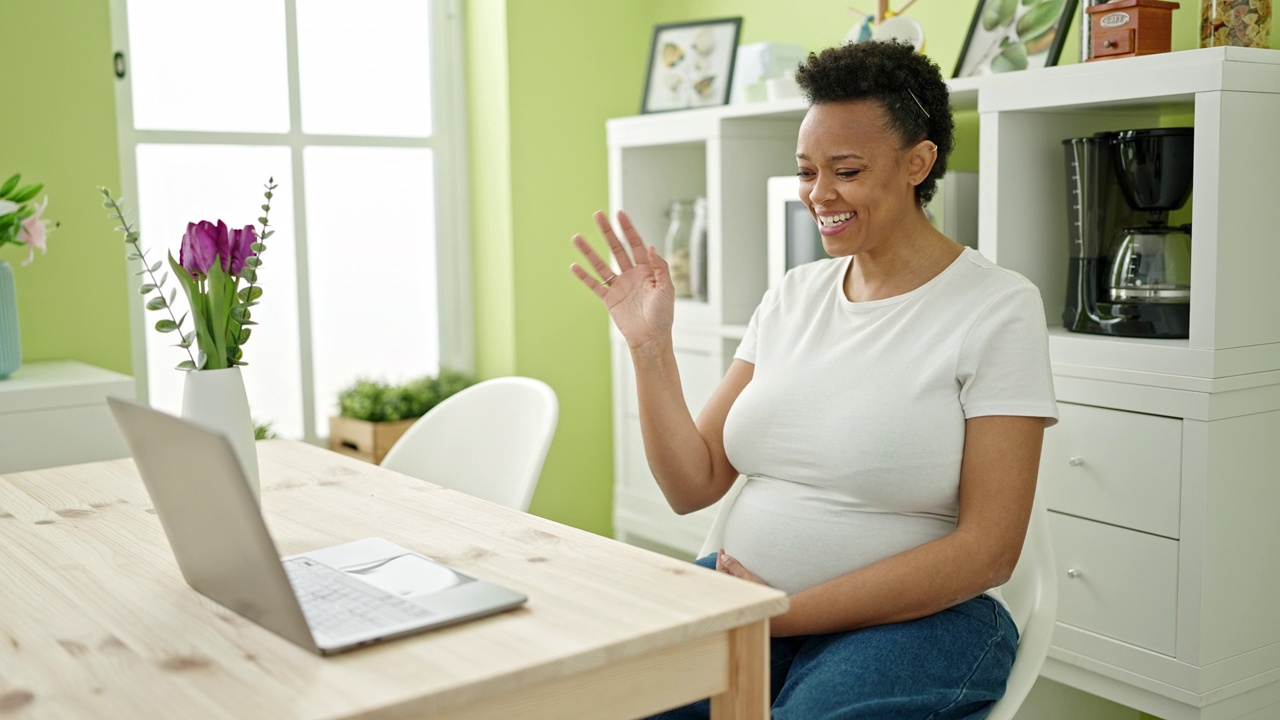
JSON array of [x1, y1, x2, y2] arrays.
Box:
[[353, 554, 465, 598]]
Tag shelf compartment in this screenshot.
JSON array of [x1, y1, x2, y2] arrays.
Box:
[[980, 50, 1280, 376]]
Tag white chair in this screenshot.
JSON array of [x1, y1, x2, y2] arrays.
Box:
[[698, 477, 1057, 720], [379, 377, 558, 512], [984, 492, 1058, 720]]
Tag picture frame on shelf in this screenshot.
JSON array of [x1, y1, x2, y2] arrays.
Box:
[[954, 0, 1078, 78], [641, 17, 742, 113]]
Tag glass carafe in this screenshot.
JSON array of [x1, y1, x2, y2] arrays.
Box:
[[1107, 225, 1192, 303]]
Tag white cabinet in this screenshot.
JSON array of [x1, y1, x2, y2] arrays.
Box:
[[980, 47, 1280, 720], [606, 47, 1280, 719], [0, 360, 136, 473]]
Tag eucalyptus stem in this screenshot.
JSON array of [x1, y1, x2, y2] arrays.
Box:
[[99, 188, 197, 367], [223, 177, 275, 367], [245, 176, 275, 301]]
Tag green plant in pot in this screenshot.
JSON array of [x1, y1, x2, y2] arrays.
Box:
[[329, 369, 474, 463]]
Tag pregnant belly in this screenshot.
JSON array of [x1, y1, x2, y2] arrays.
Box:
[[720, 476, 955, 595]]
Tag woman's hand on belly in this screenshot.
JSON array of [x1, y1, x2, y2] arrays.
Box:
[[715, 550, 769, 586]]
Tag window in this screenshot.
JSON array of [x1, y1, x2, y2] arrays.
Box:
[[109, 0, 471, 442]]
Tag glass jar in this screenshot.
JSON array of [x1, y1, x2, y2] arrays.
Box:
[[663, 198, 699, 299], [1201, 0, 1272, 48], [665, 196, 716, 299]]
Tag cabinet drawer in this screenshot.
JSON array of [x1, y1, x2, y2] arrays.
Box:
[[1040, 403, 1181, 538], [1092, 28, 1134, 58], [1050, 511, 1178, 656]]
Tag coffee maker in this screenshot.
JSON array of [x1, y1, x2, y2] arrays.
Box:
[[1062, 128, 1194, 339]]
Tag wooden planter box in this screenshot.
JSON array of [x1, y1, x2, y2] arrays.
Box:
[[327, 416, 417, 465]]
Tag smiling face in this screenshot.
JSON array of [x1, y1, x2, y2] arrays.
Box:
[[795, 100, 936, 259]]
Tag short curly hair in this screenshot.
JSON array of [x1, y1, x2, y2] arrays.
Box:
[[795, 40, 954, 206]]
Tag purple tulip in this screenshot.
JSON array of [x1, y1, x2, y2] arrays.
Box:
[[179, 220, 221, 278], [179, 220, 259, 278], [226, 224, 257, 276]]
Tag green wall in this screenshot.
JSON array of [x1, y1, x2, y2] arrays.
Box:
[[652, 0, 979, 75], [464, 0, 654, 534], [465, 0, 516, 382], [0, 0, 129, 375]]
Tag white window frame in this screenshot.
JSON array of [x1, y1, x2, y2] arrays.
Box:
[[107, 0, 472, 444]]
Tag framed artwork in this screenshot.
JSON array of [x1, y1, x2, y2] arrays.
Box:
[[954, 0, 1078, 78], [641, 17, 742, 114]]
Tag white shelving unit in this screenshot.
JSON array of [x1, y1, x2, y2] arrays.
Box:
[[978, 47, 1280, 720], [0, 360, 136, 473], [606, 98, 805, 554], [606, 47, 1280, 719]]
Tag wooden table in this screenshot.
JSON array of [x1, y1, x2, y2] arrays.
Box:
[[0, 440, 787, 719]]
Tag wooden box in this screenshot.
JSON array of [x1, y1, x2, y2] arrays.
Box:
[[327, 416, 416, 464], [1087, 0, 1180, 61]]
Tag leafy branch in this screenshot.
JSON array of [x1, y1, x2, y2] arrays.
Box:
[[227, 177, 275, 366], [98, 187, 200, 369]]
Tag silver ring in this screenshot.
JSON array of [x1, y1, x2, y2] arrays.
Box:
[[601, 274, 616, 287]]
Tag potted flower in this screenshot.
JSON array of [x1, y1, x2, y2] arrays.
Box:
[[0, 173, 56, 379], [329, 369, 474, 464], [100, 179, 277, 498]]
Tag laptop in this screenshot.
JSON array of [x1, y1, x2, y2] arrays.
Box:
[[107, 397, 527, 655]]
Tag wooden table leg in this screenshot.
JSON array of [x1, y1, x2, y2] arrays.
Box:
[[709, 619, 769, 720]]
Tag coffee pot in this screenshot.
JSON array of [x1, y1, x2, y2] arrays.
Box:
[[1062, 127, 1194, 338]]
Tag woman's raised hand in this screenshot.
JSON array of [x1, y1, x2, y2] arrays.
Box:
[[570, 210, 675, 350]]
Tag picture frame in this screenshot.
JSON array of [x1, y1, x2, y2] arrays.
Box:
[[641, 17, 742, 114], [954, 0, 1078, 78]]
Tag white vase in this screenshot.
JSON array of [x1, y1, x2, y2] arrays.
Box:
[[181, 366, 260, 501]]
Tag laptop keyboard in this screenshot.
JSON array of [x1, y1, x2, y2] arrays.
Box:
[[283, 557, 436, 637]]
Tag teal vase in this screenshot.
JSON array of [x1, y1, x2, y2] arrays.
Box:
[[0, 261, 20, 379]]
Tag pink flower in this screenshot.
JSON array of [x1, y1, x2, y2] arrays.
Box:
[[18, 196, 49, 267]]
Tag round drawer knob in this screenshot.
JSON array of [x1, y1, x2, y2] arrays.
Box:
[[1068, 456, 1085, 467], [1067, 568, 1084, 579], [1104, 40, 1116, 48]]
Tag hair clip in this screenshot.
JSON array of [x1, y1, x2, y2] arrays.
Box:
[[907, 87, 930, 119]]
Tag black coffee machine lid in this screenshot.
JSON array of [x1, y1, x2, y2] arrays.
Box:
[[1063, 128, 1195, 145], [1108, 127, 1193, 139], [1108, 127, 1194, 213]]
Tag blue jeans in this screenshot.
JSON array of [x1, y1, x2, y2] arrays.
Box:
[[649, 554, 1018, 720]]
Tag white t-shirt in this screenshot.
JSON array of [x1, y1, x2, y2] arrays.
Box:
[[721, 248, 1058, 595]]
